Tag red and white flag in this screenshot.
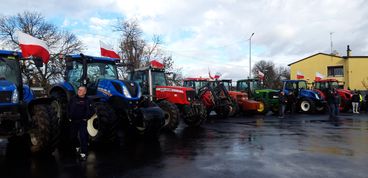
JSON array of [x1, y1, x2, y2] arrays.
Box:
[[296, 71, 304, 79], [315, 72, 324, 81], [258, 70, 265, 80], [214, 72, 221, 79], [17, 31, 50, 63], [100, 40, 120, 59]]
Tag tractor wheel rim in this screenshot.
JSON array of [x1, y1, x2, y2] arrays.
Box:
[[87, 114, 98, 137], [257, 103, 265, 112], [30, 133, 38, 146], [301, 101, 310, 111]]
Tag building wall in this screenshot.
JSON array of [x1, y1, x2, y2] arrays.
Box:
[[290, 54, 346, 83], [347, 58, 368, 90], [290, 53, 368, 90]]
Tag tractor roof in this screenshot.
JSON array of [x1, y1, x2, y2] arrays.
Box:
[[282, 79, 307, 83], [0, 50, 22, 57], [314, 79, 338, 82], [237, 78, 259, 82], [68, 54, 119, 63], [183, 77, 209, 81]]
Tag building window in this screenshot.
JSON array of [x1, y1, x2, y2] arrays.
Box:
[[327, 66, 344, 77]]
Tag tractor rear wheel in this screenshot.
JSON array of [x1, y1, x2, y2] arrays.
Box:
[[183, 100, 207, 127], [87, 102, 118, 143], [228, 98, 239, 117], [28, 104, 60, 154], [158, 100, 180, 131]]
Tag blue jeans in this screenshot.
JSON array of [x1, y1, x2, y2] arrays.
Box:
[[329, 103, 338, 119], [279, 104, 286, 117]]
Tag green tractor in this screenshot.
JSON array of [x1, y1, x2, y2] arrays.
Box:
[[236, 79, 280, 114]]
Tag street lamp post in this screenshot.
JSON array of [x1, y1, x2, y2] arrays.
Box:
[[249, 32, 254, 79]]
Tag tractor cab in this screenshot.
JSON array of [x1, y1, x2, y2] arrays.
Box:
[[313, 79, 352, 112], [236, 79, 263, 97], [183, 78, 209, 94], [65, 54, 119, 95]]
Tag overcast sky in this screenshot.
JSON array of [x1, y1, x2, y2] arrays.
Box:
[[1, 0, 367, 80]]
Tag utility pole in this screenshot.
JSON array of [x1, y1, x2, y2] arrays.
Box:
[[330, 32, 334, 55], [249, 32, 255, 79]]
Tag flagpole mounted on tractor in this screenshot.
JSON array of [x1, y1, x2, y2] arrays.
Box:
[[248, 33, 254, 79]]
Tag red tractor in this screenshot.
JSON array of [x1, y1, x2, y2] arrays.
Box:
[[129, 61, 207, 131], [313, 79, 352, 112], [221, 79, 262, 114], [183, 78, 234, 118]]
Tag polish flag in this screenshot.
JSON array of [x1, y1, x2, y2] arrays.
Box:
[[208, 68, 214, 79], [17, 31, 50, 63], [214, 72, 221, 79], [100, 40, 120, 59], [258, 70, 265, 80], [296, 71, 304, 79], [150, 59, 164, 69], [315, 72, 324, 81]]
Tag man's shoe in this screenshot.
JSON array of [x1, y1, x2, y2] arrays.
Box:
[[80, 153, 87, 161], [75, 147, 81, 153]]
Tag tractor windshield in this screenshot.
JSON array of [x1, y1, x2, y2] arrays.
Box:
[[0, 57, 20, 86], [330, 81, 339, 89], [66, 60, 117, 88], [298, 81, 307, 90], [222, 81, 232, 91], [237, 81, 249, 91], [152, 71, 167, 88]]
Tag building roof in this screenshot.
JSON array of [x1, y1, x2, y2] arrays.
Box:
[[288, 53, 341, 66], [288, 52, 368, 66]]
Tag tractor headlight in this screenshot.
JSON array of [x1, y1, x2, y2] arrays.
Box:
[[122, 85, 132, 98], [314, 93, 320, 100], [11, 89, 19, 103]]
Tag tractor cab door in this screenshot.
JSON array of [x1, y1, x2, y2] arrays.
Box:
[[130, 70, 149, 95]]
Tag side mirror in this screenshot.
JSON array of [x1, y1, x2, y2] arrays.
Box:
[[33, 58, 43, 68]]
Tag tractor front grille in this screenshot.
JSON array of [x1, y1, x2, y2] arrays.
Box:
[[186, 90, 196, 102], [268, 91, 279, 100], [0, 91, 12, 103], [122, 81, 139, 98]]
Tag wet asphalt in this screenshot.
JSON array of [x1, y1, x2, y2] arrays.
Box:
[[0, 112, 368, 178]]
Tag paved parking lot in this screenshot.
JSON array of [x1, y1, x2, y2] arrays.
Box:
[[1, 113, 368, 178]]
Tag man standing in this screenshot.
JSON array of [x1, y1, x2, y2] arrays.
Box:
[[351, 90, 360, 114], [68, 86, 93, 160], [278, 91, 288, 118]]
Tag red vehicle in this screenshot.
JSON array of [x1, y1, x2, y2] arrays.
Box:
[[313, 79, 352, 112], [183, 78, 260, 117], [129, 61, 207, 131]]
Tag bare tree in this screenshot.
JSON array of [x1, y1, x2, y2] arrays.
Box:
[[252, 60, 290, 89], [0, 11, 84, 90]]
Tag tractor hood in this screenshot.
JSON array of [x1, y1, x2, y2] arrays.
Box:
[[155, 86, 194, 105], [156, 86, 194, 93], [300, 89, 322, 101], [0, 80, 16, 90], [337, 89, 352, 95]]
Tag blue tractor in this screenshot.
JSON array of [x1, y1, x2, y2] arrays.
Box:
[[49, 54, 164, 143], [0, 50, 59, 154], [282, 80, 325, 113]]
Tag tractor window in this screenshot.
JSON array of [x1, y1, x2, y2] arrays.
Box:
[[152, 71, 167, 87], [237, 81, 249, 91], [222, 81, 231, 91], [66, 61, 83, 88], [330, 81, 339, 89], [183, 81, 195, 89], [0, 57, 20, 86], [298, 81, 307, 89], [87, 62, 117, 84]]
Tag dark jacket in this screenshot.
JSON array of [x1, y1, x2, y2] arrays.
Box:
[[279, 93, 288, 105], [352, 93, 360, 102], [68, 95, 93, 121]]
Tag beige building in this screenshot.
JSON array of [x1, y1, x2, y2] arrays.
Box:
[[288, 46, 368, 90]]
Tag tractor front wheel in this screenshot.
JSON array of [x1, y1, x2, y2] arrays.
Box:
[[158, 100, 180, 131], [299, 99, 315, 113], [183, 100, 207, 127]]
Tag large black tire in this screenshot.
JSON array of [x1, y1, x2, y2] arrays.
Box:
[[183, 100, 207, 127], [158, 100, 180, 131], [50, 93, 70, 148], [28, 104, 60, 154], [87, 102, 118, 143], [215, 98, 231, 119], [299, 98, 315, 113]]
